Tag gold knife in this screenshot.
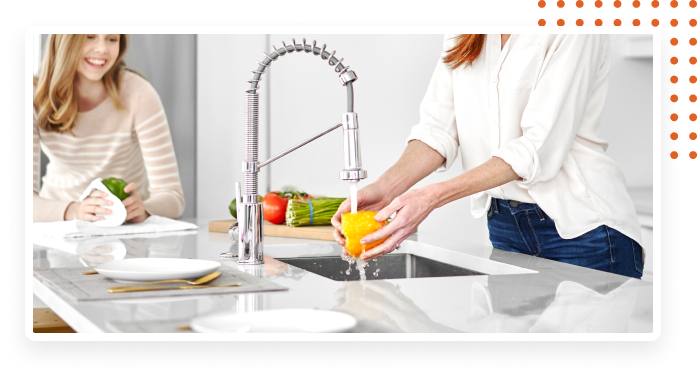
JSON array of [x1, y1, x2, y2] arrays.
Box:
[[108, 282, 242, 293]]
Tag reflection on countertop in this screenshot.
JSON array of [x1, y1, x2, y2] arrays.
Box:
[[32, 218, 653, 334]]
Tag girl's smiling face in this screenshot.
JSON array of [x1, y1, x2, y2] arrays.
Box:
[[77, 34, 120, 82]]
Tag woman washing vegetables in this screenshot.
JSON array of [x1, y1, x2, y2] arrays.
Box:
[[332, 34, 644, 279], [33, 34, 185, 223]]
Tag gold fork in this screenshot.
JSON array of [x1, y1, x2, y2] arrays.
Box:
[[109, 282, 242, 293], [108, 271, 222, 292]]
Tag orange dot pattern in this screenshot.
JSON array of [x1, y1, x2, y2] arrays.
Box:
[[520, 13, 684, 164]]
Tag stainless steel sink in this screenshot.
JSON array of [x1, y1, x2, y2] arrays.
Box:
[[266, 240, 537, 281], [277, 254, 485, 281]]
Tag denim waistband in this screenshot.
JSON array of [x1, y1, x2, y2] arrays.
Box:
[[489, 198, 548, 221], [493, 198, 536, 209]]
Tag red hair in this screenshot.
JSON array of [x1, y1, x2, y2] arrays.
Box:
[[443, 34, 486, 70]]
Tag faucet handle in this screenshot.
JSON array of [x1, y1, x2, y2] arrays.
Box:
[[235, 182, 242, 203]]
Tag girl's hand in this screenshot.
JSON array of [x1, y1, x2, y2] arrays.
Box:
[[331, 182, 392, 249], [64, 190, 113, 221], [357, 186, 440, 262], [122, 182, 150, 223]]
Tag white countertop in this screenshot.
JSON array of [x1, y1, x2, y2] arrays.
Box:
[[32, 218, 653, 334]]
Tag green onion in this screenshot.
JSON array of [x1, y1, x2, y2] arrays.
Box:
[[285, 197, 346, 227]]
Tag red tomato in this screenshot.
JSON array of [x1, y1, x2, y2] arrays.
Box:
[[261, 190, 314, 224], [262, 192, 288, 224]]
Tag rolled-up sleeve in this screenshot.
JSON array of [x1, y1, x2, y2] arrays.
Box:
[[493, 35, 610, 189], [406, 35, 459, 172]]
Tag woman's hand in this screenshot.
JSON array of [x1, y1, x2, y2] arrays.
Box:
[[122, 182, 150, 223], [64, 190, 113, 221], [357, 186, 440, 262], [79, 246, 114, 266], [331, 182, 393, 249]]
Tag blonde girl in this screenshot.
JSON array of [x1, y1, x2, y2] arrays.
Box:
[[33, 34, 185, 223]]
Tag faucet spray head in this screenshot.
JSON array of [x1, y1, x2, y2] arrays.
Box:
[[340, 112, 368, 182]]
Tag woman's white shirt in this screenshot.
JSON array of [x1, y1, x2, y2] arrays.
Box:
[[407, 34, 642, 246]]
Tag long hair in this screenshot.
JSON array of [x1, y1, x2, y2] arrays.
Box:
[[442, 34, 486, 70], [33, 34, 130, 133]]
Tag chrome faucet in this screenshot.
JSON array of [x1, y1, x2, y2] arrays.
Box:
[[221, 38, 367, 264]]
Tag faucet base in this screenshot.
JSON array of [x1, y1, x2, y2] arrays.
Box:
[[237, 201, 265, 265]]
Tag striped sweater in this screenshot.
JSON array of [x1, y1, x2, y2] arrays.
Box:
[[33, 71, 185, 222]]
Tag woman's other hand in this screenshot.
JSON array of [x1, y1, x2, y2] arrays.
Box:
[[358, 186, 440, 262], [64, 190, 113, 221], [122, 182, 149, 223], [331, 182, 392, 250]]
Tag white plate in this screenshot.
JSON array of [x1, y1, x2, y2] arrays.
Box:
[[191, 309, 357, 333], [95, 258, 221, 282]]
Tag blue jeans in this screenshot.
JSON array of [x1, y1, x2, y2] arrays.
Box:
[[487, 198, 643, 279]]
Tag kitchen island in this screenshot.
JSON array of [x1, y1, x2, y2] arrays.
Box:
[[31, 218, 654, 334]]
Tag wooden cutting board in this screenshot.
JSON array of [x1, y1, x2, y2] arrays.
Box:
[[208, 219, 336, 241]]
